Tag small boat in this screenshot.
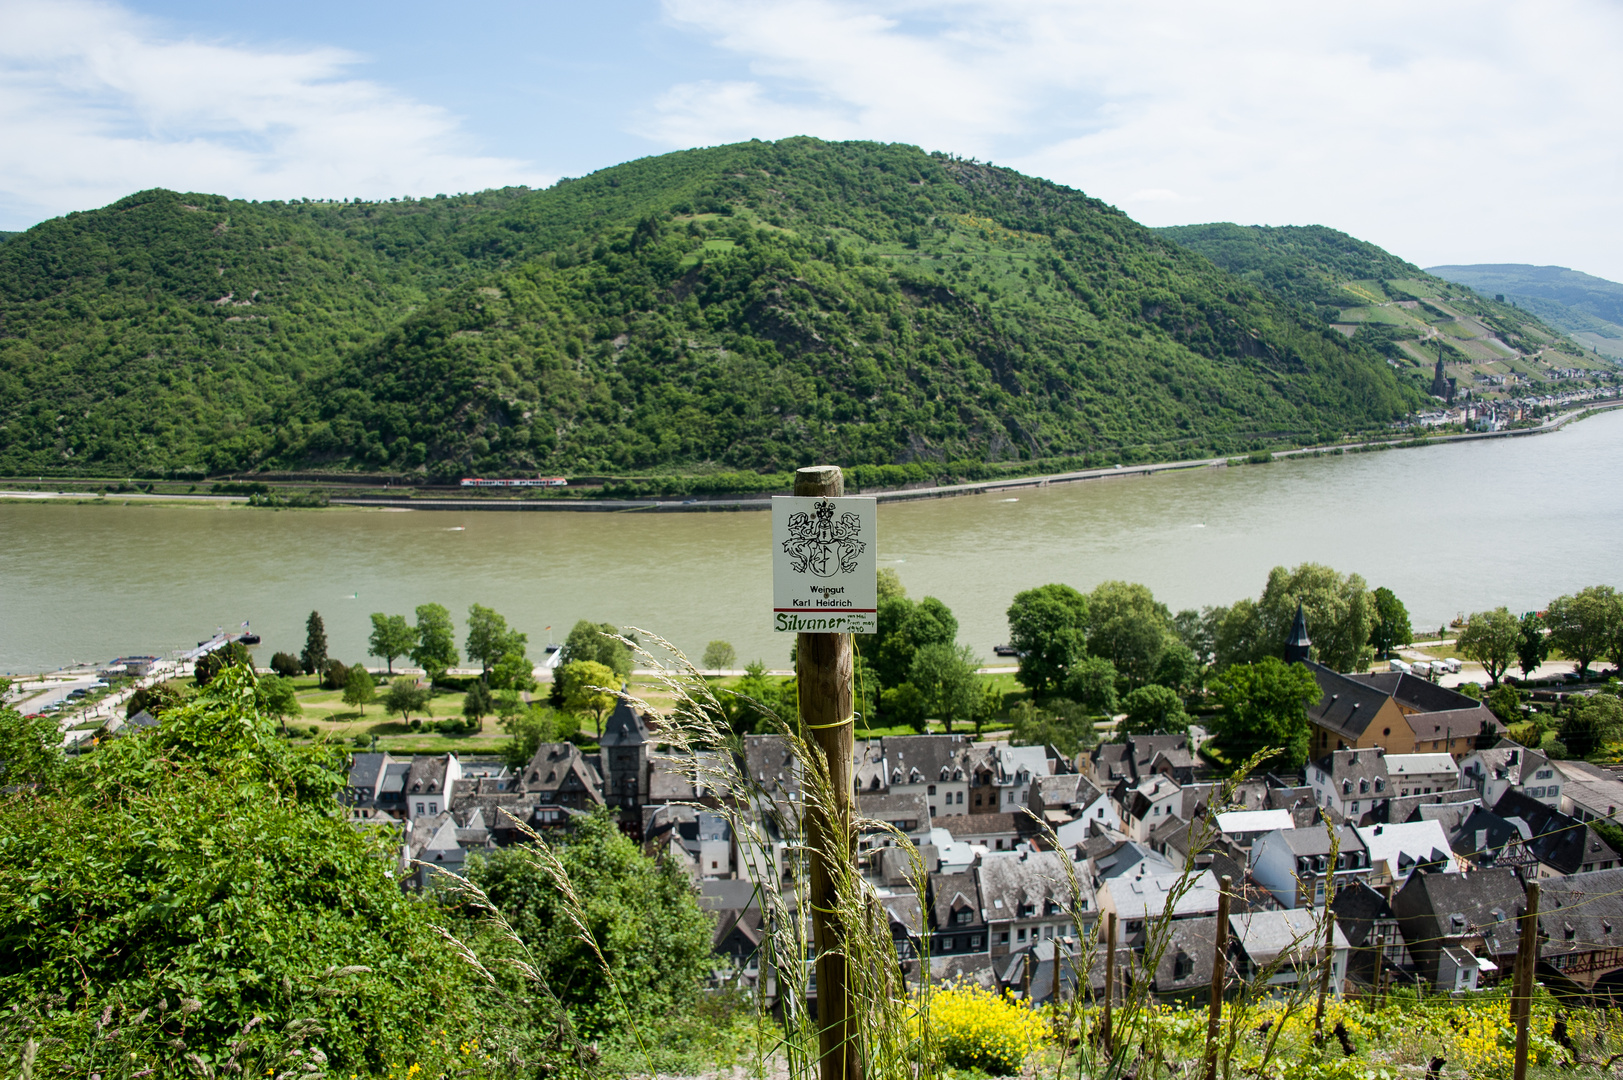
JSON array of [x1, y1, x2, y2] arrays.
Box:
[[237, 633, 261, 645], [993, 644, 1020, 657], [544, 643, 561, 654]]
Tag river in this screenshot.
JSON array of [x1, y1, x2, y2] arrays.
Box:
[[3, 410, 1621, 675]]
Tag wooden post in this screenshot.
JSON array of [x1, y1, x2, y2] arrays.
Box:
[[795, 466, 860, 1080], [1204, 875, 1232, 1080], [1513, 881, 1541, 1080], [1372, 933, 1386, 1006], [1102, 912, 1117, 1055], [1313, 911, 1338, 1040]]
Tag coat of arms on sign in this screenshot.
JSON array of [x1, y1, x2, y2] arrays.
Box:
[[781, 499, 866, 577]]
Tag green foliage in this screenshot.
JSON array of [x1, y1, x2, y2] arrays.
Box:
[[1062, 654, 1120, 716], [702, 640, 737, 671], [319, 657, 350, 691], [876, 567, 906, 601], [194, 641, 251, 687], [257, 673, 301, 722], [465, 603, 526, 676], [1208, 656, 1322, 769], [382, 678, 430, 721], [0, 666, 492, 1076], [1008, 698, 1097, 757], [300, 610, 327, 676], [870, 595, 958, 690], [1547, 586, 1622, 675], [467, 812, 713, 1037], [1086, 580, 1174, 689], [462, 680, 495, 722], [880, 682, 926, 732], [1007, 583, 1089, 694], [1157, 223, 1428, 310], [907, 642, 982, 733], [269, 650, 302, 678], [559, 619, 632, 678], [367, 612, 416, 673], [1518, 611, 1552, 679], [1152, 641, 1202, 697], [410, 602, 459, 679], [498, 706, 558, 769], [0, 141, 1423, 478], [1560, 694, 1623, 758], [1117, 684, 1190, 737], [126, 681, 189, 719], [1368, 586, 1414, 660], [558, 660, 620, 738], [1485, 684, 1525, 724], [1258, 563, 1376, 673], [721, 660, 798, 736], [339, 666, 374, 711], [1456, 607, 1521, 685]]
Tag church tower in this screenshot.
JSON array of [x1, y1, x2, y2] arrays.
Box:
[[599, 696, 652, 833], [1284, 602, 1313, 665]]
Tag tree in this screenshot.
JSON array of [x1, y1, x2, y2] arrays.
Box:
[[125, 681, 188, 719], [880, 682, 926, 732], [488, 648, 537, 693], [465, 603, 526, 678], [1006, 584, 1089, 695], [1086, 580, 1173, 689], [498, 706, 558, 769], [320, 658, 350, 691], [1211, 599, 1267, 670], [559, 660, 619, 739], [559, 620, 633, 678], [908, 643, 982, 733], [1116, 684, 1189, 738], [1008, 699, 1096, 757], [1257, 563, 1376, 673], [702, 640, 737, 671], [411, 603, 459, 680], [384, 678, 430, 722], [1368, 587, 1414, 660], [1518, 612, 1552, 679], [1172, 608, 1216, 666], [1062, 655, 1120, 716], [462, 680, 494, 726], [1207, 657, 1322, 769], [873, 596, 958, 689], [301, 610, 328, 676], [368, 612, 416, 674], [468, 810, 713, 1036], [877, 566, 906, 601], [342, 665, 376, 712], [1456, 607, 1521, 686], [270, 650, 302, 678], [258, 673, 302, 730], [1560, 694, 1623, 758], [1152, 641, 1202, 697], [1548, 586, 1623, 676], [1485, 684, 1525, 725], [194, 641, 251, 687]]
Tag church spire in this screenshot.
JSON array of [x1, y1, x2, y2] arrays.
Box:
[[1284, 602, 1312, 664]]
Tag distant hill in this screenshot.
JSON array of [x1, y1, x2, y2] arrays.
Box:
[[1159, 223, 1599, 374], [0, 139, 1425, 479], [0, 231, 17, 244], [1427, 264, 1623, 360]]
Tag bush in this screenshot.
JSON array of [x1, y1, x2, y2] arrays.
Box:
[[269, 651, 302, 678], [922, 982, 1047, 1075], [320, 658, 350, 691]]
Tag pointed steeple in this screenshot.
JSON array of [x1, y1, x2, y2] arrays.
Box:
[[1284, 602, 1312, 664]]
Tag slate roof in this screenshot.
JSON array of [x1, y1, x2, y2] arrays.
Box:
[[1537, 867, 1623, 964], [1390, 866, 1524, 983], [520, 742, 605, 804], [857, 791, 930, 832], [1230, 908, 1349, 968], [743, 734, 799, 797], [406, 754, 452, 796], [1491, 789, 1608, 876], [880, 734, 981, 785], [979, 849, 1083, 917], [1305, 663, 1395, 740], [927, 870, 985, 929], [599, 698, 651, 747], [1149, 915, 1219, 995]]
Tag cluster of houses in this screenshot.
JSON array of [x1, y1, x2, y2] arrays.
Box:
[[342, 639, 1623, 1004]]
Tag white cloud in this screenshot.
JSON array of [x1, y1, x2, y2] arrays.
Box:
[[648, 0, 1623, 280], [0, 0, 549, 229]]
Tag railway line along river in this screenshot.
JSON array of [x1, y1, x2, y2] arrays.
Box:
[[3, 408, 1621, 675]]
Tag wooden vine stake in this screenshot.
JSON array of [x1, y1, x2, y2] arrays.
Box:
[[1513, 880, 1541, 1080], [794, 465, 860, 1080], [1203, 875, 1233, 1080]]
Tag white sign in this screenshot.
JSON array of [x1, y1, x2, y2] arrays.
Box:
[[771, 496, 878, 633]]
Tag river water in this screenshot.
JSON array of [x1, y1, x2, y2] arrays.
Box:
[[3, 410, 1621, 675]]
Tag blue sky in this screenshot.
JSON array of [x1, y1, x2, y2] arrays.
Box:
[[3, 0, 1622, 279]]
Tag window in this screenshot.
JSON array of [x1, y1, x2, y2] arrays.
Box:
[[957, 791, 964, 804], [954, 908, 973, 925], [416, 802, 425, 814], [928, 784, 937, 796], [971, 935, 982, 949], [1017, 928, 1027, 942], [711, 861, 719, 869], [997, 931, 1010, 944], [942, 936, 955, 951], [1097, 807, 1106, 817], [1350, 801, 1359, 812]]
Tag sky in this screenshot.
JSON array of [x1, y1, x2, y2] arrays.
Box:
[[2, 0, 1621, 280]]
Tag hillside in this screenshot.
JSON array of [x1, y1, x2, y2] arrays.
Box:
[[1159, 223, 1604, 382], [0, 139, 1425, 479], [1427, 263, 1623, 360]]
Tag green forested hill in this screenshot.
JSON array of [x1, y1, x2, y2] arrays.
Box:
[[0, 139, 1425, 478], [1159, 222, 1593, 372]]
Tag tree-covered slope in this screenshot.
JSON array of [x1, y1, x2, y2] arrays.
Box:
[[0, 139, 1425, 478], [1427, 264, 1623, 359]]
